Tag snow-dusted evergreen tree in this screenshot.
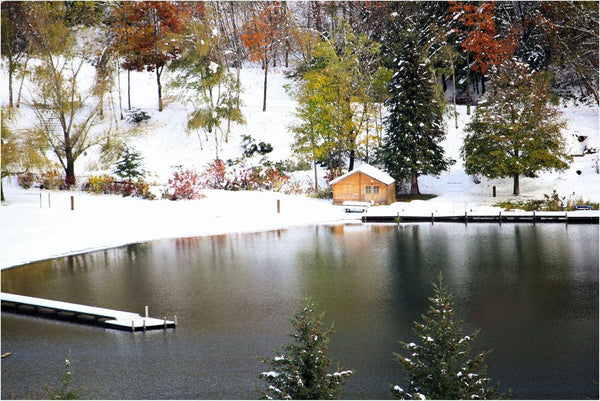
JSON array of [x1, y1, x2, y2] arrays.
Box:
[[113, 146, 144, 182], [462, 58, 569, 195], [382, 23, 452, 195], [391, 275, 506, 400], [258, 299, 353, 400]]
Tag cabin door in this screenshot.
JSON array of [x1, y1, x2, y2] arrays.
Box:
[[363, 184, 380, 203]]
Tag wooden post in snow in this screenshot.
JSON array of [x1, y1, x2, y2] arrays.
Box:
[[70, 196, 74, 210], [277, 199, 281, 214]]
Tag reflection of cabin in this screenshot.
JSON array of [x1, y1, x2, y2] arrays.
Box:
[[330, 164, 396, 205]]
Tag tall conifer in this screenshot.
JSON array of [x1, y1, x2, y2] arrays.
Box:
[[382, 25, 452, 195]]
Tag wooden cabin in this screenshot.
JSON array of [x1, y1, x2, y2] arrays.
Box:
[[330, 164, 396, 205]]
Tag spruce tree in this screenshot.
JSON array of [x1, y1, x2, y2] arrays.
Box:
[[462, 59, 569, 195], [258, 299, 353, 400], [382, 24, 452, 195], [113, 146, 144, 182], [391, 275, 506, 400]]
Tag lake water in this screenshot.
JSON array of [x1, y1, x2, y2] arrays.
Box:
[[1, 223, 598, 399]]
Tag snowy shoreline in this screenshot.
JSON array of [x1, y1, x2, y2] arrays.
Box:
[[0, 182, 353, 270], [3, 177, 597, 271]]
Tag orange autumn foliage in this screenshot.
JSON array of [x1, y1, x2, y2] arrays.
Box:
[[449, 1, 520, 75]]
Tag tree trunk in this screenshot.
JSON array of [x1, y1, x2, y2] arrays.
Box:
[[452, 60, 458, 129], [1, 180, 5, 202], [348, 149, 355, 171], [117, 60, 124, 120], [313, 161, 319, 193], [481, 74, 485, 94], [513, 175, 520, 195], [156, 67, 163, 112], [441, 73, 447, 93], [127, 69, 131, 110], [466, 53, 471, 115], [262, 59, 268, 112], [65, 151, 76, 187], [8, 55, 13, 108], [410, 172, 420, 195]]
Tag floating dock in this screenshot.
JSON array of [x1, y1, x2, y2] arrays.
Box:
[[362, 210, 599, 224], [1, 292, 176, 332]]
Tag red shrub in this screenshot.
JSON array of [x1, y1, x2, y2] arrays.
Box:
[[167, 168, 205, 200]]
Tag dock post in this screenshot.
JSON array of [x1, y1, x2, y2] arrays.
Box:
[[499, 211, 502, 225], [565, 212, 568, 225], [131, 320, 135, 332], [174, 315, 178, 326], [145, 305, 148, 318], [431, 212, 434, 224], [143, 319, 146, 332], [533, 211, 536, 225], [70, 196, 75, 211], [163, 317, 167, 329], [48, 192, 51, 208], [465, 211, 468, 225]]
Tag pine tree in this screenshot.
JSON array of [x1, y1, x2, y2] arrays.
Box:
[[391, 274, 507, 400], [113, 146, 144, 182], [382, 24, 452, 195], [258, 299, 353, 400], [462, 59, 569, 195]]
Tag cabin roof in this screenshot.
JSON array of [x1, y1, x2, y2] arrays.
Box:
[[330, 164, 395, 186]]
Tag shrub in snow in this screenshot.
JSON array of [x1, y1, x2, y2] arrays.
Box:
[[391, 274, 508, 400], [17, 172, 35, 189], [258, 298, 353, 399], [167, 168, 204, 200], [86, 175, 116, 194], [125, 108, 151, 124], [38, 170, 67, 190], [201, 159, 229, 190]]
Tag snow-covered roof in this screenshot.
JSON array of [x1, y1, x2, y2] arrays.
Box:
[[330, 164, 395, 186]]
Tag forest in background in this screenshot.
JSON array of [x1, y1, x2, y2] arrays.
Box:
[[1, 1, 598, 197]]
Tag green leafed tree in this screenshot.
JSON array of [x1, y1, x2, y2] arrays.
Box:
[[462, 59, 569, 195], [1, 107, 50, 201], [258, 299, 353, 400], [171, 16, 244, 160], [382, 24, 453, 195], [391, 274, 507, 400]]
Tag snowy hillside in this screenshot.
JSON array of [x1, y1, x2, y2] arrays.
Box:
[[1, 63, 599, 269]]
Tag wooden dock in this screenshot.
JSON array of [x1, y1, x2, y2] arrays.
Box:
[[1, 292, 176, 332], [362, 210, 599, 224]]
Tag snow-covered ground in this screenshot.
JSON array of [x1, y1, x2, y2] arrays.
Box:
[[1, 64, 598, 270]]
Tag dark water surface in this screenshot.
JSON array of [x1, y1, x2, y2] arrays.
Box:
[[1, 223, 598, 399]]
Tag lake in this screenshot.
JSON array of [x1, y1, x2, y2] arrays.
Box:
[[1, 223, 598, 399]]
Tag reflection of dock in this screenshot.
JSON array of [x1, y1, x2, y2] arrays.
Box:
[[1, 292, 176, 332], [363, 211, 599, 224]]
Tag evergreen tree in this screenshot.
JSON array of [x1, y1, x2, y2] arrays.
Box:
[[45, 356, 84, 400], [462, 59, 569, 195], [258, 299, 353, 400], [113, 146, 144, 182], [392, 274, 506, 400], [382, 24, 452, 195]]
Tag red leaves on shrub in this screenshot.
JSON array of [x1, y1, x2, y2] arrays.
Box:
[[167, 168, 205, 200]]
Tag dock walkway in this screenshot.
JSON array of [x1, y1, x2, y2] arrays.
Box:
[[1, 292, 175, 332], [362, 210, 599, 224]]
